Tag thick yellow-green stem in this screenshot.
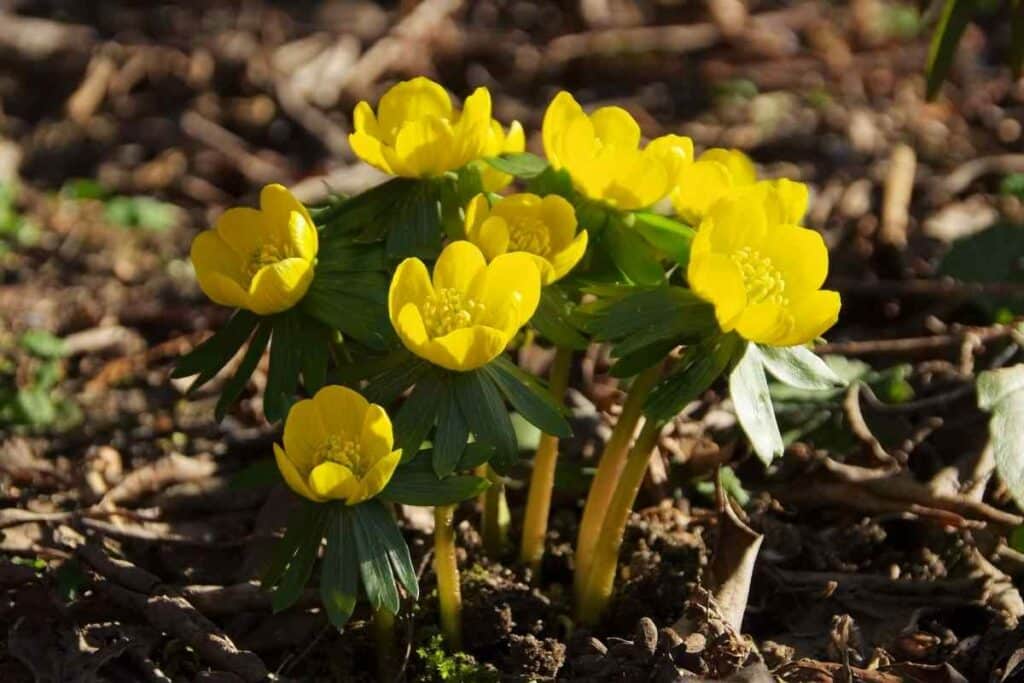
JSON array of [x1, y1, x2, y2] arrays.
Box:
[[481, 465, 509, 557], [573, 363, 661, 602], [576, 419, 662, 625], [519, 347, 573, 578], [372, 607, 395, 682], [433, 505, 463, 649]]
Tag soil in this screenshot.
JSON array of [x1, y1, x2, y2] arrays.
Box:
[[3, 0, 1024, 681]]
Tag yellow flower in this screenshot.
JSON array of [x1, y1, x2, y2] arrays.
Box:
[[671, 148, 810, 226], [350, 77, 498, 178], [464, 193, 587, 285], [190, 184, 317, 316], [388, 241, 541, 371], [687, 184, 840, 346], [273, 385, 402, 505], [542, 91, 693, 210], [478, 119, 526, 192]]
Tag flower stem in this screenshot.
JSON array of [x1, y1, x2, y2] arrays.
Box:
[[372, 606, 395, 682], [481, 465, 509, 557], [573, 362, 661, 603], [433, 504, 463, 650], [576, 418, 662, 625], [519, 346, 573, 579]]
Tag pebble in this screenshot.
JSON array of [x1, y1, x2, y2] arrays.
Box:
[[635, 617, 658, 656]]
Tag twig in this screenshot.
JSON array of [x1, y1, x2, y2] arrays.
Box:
[[879, 143, 916, 249], [842, 384, 895, 464], [100, 453, 217, 508], [935, 154, 1024, 201], [180, 110, 290, 184], [816, 325, 1011, 356], [830, 279, 1024, 298]]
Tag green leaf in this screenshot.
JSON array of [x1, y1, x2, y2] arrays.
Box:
[[646, 334, 742, 421], [631, 212, 695, 267], [532, 286, 589, 350], [301, 268, 393, 350], [228, 458, 280, 490], [269, 503, 329, 613], [173, 310, 259, 387], [265, 311, 303, 423], [380, 465, 489, 506], [433, 382, 468, 478], [15, 388, 56, 426], [353, 351, 429, 405], [351, 502, 400, 614], [484, 357, 571, 438], [526, 166, 574, 197], [452, 369, 518, 473], [926, 0, 977, 100], [19, 330, 67, 358], [609, 337, 680, 379], [296, 314, 330, 393], [356, 499, 419, 600], [321, 507, 359, 629], [758, 345, 844, 391], [392, 370, 444, 456], [381, 181, 444, 260], [215, 321, 272, 421], [604, 220, 665, 286], [457, 442, 495, 470], [484, 153, 548, 179], [319, 178, 414, 243], [729, 343, 784, 466], [938, 222, 1024, 316], [978, 365, 1024, 511]]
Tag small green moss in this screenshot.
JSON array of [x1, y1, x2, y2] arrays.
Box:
[[416, 634, 498, 682]]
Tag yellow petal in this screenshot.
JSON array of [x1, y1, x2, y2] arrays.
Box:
[[349, 130, 393, 175], [350, 450, 402, 504], [703, 191, 768, 254], [542, 91, 583, 168], [761, 224, 829, 293], [645, 134, 694, 182], [360, 403, 394, 465], [475, 216, 511, 261], [688, 252, 747, 331], [432, 241, 487, 293], [309, 462, 360, 501], [548, 229, 588, 283], [699, 148, 756, 186], [600, 149, 669, 209], [260, 184, 315, 243], [283, 397, 330, 471], [451, 86, 493, 165], [313, 385, 370, 441], [286, 209, 318, 262], [274, 443, 322, 502], [776, 290, 841, 347], [734, 302, 792, 345], [479, 252, 541, 329], [502, 120, 525, 154], [768, 178, 810, 224], [394, 302, 430, 355], [353, 100, 383, 138], [538, 194, 578, 250], [388, 258, 434, 321], [590, 106, 640, 149], [377, 77, 452, 137], [248, 257, 314, 315], [528, 254, 557, 286], [386, 117, 453, 177], [421, 325, 509, 371], [214, 207, 268, 259], [463, 194, 492, 242], [671, 160, 734, 225], [190, 231, 250, 309]]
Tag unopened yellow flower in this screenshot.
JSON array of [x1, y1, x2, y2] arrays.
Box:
[[478, 119, 526, 192], [671, 148, 810, 226], [464, 193, 587, 285], [688, 184, 840, 346], [388, 241, 541, 371], [190, 184, 317, 316], [350, 77, 502, 178], [273, 385, 401, 505], [542, 91, 693, 210]]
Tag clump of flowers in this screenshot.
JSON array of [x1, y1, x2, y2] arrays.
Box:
[[176, 78, 844, 659]]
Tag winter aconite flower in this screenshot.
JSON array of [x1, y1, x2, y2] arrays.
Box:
[[688, 184, 840, 346], [478, 120, 526, 192], [389, 241, 541, 371], [273, 385, 401, 504], [542, 91, 693, 210], [464, 193, 587, 285], [350, 77, 512, 179], [190, 184, 317, 316], [671, 148, 810, 226]]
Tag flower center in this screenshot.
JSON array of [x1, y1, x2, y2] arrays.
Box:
[[421, 287, 485, 338], [247, 243, 294, 278], [318, 434, 367, 476], [732, 247, 787, 306], [506, 216, 551, 256]]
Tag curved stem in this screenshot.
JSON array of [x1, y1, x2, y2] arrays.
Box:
[[576, 419, 662, 625], [433, 505, 462, 649], [573, 363, 661, 602], [481, 466, 509, 557], [519, 347, 573, 579], [372, 606, 395, 682]]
